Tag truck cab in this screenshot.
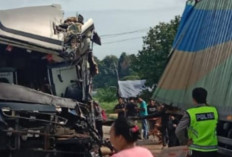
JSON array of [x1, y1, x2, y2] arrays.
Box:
[[0, 4, 101, 157]]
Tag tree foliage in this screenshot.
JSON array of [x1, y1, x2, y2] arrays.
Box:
[[118, 53, 139, 80], [93, 53, 139, 89], [118, 52, 130, 78], [94, 87, 117, 102], [93, 55, 119, 89], [132, 16, 180, 86]]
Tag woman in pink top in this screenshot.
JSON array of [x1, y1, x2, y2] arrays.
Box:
[[110, 117, 154, 157]]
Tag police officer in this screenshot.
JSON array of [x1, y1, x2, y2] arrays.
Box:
[[175, 88, 218, 157]]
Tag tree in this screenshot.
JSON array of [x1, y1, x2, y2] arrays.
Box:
[[93, 55, 119, 88], [93, 53, 141, 89], [132, 16, 180, 86], [118, 53, 140, 80]]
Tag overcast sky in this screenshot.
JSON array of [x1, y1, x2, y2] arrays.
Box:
[[0, 0, 186, 59]]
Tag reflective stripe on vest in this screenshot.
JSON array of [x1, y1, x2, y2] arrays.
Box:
[[190, 144, 217, 150], [187, 105, 218, 152]]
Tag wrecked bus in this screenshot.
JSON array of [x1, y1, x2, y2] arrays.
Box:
[[153, 0, 232, 156], [0, 4, 102, 157]]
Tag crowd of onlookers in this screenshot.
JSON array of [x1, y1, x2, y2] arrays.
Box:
[[112, 97, 181, 148], [93, 96, 182, 156], [95, 88, 219, 157]]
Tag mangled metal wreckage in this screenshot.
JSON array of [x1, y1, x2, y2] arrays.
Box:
[[0, 4, 102, 157]]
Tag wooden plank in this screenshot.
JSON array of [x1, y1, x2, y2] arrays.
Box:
[[218, 136, 232, 146], [137, 140, 158, 145], [158, 146, 188, 157], [218, 147, 232, 157]]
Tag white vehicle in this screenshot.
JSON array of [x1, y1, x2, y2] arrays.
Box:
[[0, 4, 102, 157]]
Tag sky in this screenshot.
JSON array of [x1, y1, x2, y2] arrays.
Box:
[[0, 0, 186, 59]]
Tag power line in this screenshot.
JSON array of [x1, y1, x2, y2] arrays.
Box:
[[103, 36, 143, 45], [101, 28, 149, 38]]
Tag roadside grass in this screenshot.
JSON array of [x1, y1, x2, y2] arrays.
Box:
[[93, 94, 117, 114], [93, 87, 118, 115], [99, 100, 117, 114]]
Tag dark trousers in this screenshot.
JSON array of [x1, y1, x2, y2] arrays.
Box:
[[161, 126, 168, 146], [95, 121, 103, 138], [191, 150, 217, 157], [168, 132, 179, 147]]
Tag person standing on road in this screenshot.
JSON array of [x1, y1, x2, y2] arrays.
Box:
[[147, 99, 158, 115], [156, 104, 169, 148], [147, 99, 158, 131], [167, 115, 179, 147], [114, 97, 126, 118], [137, 97, 149, 139], [175, 88, 218, 157], [143, 103, 170, 147], [126, 97, 138, 118], [109, 117, 153, 157]]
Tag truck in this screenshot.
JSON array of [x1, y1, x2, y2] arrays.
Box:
[[0, 4, 102, 157], [153, 0, 232, 156]]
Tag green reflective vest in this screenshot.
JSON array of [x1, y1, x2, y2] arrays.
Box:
[[187, 105, 218, 152]]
